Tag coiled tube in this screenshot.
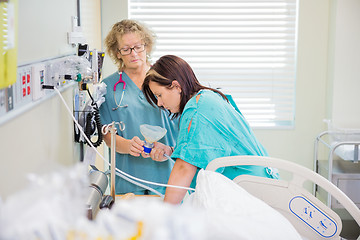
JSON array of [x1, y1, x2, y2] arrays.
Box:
[[84, 87, 103, 147]]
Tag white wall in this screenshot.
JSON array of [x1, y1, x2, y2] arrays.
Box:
[[0, 0, 102, 199], [0, 0, 77, 199], [17, 0, 76, 64], [0, 88, 77, 197]]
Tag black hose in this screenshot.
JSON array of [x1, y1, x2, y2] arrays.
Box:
[[84, 88, 103, 147], [84, 107, 103, 147]]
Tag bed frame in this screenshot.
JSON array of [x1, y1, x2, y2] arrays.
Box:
[[206, 156, 360, 240]]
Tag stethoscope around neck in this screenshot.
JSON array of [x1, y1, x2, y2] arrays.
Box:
[[112, 72, 129, 111]]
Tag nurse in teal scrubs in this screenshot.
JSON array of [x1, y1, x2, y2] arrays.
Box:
[[99, 20, 178, 195], [142, 55, 278, 204]]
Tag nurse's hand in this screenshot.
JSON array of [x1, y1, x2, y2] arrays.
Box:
[[128, 136, 144, 157]]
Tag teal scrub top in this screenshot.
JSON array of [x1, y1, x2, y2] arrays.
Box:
[[99, 72, 179, 195], [171, 90, 276, 188]]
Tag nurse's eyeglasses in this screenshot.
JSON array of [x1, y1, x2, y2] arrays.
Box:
[[118, 44, 146, 56]]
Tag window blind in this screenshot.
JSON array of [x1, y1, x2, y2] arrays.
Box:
[[129, 0, 298, 128]]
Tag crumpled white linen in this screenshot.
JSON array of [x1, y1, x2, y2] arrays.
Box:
[[183, 169, 303, 240]]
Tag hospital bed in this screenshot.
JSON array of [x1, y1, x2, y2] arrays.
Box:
[[3, 156, 360, 239], [206, 155, 360, 240]]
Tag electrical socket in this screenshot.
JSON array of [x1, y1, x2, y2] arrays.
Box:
[[15, 67, 32, 108], [31, 63, 46, 101]]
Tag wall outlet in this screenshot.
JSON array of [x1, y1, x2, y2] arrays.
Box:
[[14, 67, 32, 108], [32, 64, 46, 101]]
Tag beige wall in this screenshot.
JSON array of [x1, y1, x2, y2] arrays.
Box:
[[329, 0, 360, 129], [256, 0, 330, 170], [254, 0, 360, 172], [101, 0, 129, 77], [81, 0, 102, 51]]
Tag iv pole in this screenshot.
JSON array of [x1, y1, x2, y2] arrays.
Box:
[[102, 121, 125, 202], [110, 122, 117, 200]]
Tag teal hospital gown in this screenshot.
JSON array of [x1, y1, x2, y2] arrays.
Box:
[[99, 72, 179, 195], [171, 90, 276, 188]]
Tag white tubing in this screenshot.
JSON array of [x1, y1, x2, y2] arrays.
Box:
[[115, 171, 164, 198], [55, 87, 166, 195], [54, 87, 195, 195]]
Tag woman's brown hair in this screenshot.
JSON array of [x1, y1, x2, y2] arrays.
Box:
[[143, 55, 228, 119]]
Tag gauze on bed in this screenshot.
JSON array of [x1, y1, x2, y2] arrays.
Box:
[[183, 169, 302, 240]]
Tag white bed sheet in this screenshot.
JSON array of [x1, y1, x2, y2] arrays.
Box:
[[0, 164, 303, 240], [183, 169, 302, 240]]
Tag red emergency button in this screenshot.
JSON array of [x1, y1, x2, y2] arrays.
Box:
[[22, 75, 26, 85], [27, 86, 31, 95], [23, 88, 26, 97], [27, 74, 30, 83]]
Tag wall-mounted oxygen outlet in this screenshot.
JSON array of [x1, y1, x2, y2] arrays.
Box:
[[32, 64, 46, 101], [0, 89, 6, 116]]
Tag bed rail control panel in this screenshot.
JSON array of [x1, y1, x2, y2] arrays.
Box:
[[289, 196, 337, 238]]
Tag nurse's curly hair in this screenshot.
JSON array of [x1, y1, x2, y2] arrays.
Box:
[[143, 55, 228, 119], [104, 19, 155, 71]]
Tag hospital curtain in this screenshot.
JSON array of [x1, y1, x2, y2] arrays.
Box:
[[129, 0, 298, 128]]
